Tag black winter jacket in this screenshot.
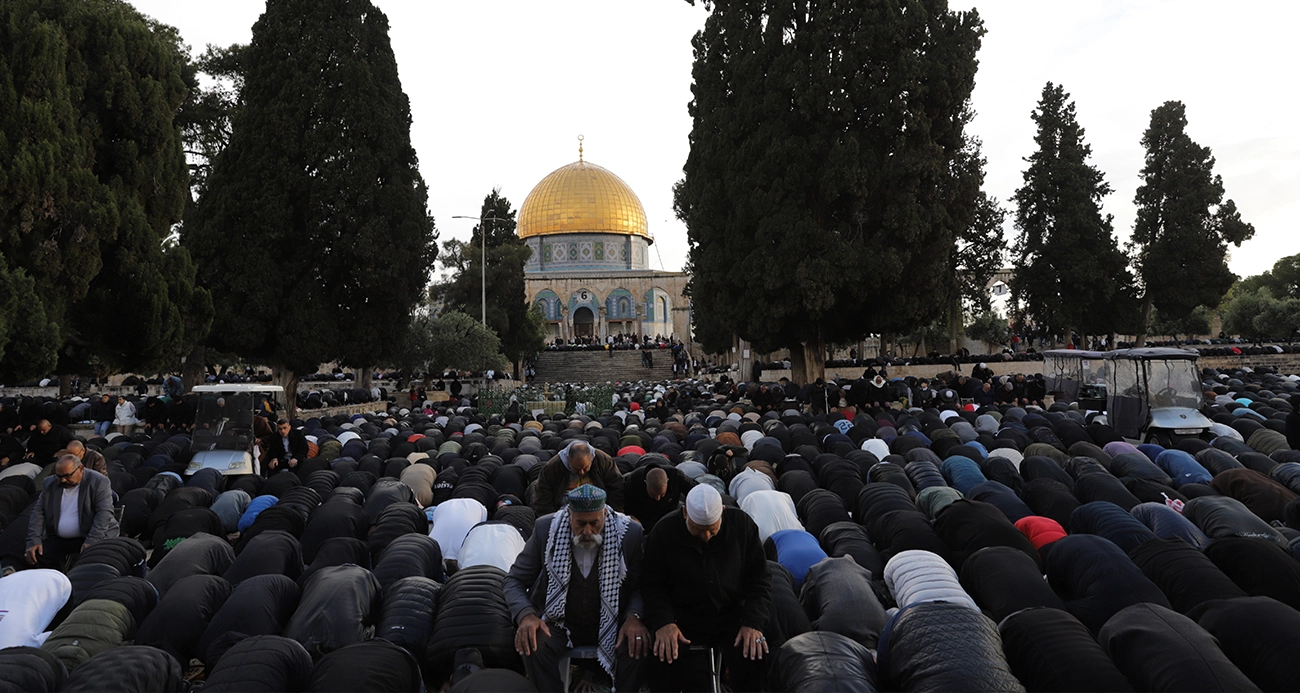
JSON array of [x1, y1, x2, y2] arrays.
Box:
[[643, 507, 771, 640]]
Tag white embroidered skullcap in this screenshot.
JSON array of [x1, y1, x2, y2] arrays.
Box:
[[686, 484, 724, 526]]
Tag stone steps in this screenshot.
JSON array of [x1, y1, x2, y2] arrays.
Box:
[[534, 350, 677, 384]]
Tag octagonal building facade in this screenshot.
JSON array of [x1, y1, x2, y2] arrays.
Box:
[[518, 152, 690, 343]]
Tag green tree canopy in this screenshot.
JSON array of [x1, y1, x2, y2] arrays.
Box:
[[942, 175, 1007, 352], [676, 0, 988, 383], [176, 43, 247, 204], [185, 0, 438, 400], [1011, 83, 1135, 340], [390, 310, 506, 376], [0, 255, 59, 381], [1221, 287, 1277, 342], [965, 311, 1009, 352], [437, 189, 544, 372], [1254, 298, 1300, 342], [1131, 101, 1254, 344], [1236, 253, 1300, 301], [0, 0, 210, 380], [1149, 305, 1212, 342]]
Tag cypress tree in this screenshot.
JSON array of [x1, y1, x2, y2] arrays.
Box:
[[0, 0, 208, 381], [1131, 101, 1254, 345], [186, 0, 438, 406], [1011, 83, 1133, 342], [676, 0, 986, 382], [437, 189, 544, 376]]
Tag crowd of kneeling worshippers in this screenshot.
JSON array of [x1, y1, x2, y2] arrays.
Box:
[[1, 364, 1300, 692]]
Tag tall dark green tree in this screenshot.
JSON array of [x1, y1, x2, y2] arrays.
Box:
[[1011, 83, 1134, 342], [676, 0, 986, 382], [1131, 101, 1255, 345], [942, 147, 1008, 354], [185, 0, 437, 410], [0, 0, 210, 382], [437, 189, 544, 374], [0, 255, 59, 381], [177, 43, 247, 205]]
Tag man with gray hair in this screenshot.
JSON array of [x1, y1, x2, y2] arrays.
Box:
[[533, 441, 625, 515], [65, 440, 106, 476], [23, 453, 118, 571]]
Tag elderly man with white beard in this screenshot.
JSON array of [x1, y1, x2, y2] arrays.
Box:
[[505, 484, 648, 692]]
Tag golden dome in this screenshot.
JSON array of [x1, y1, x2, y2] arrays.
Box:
[[517, 160, 651, 242]]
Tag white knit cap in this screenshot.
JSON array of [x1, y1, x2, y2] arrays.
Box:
[[686, 484, 724, 525]]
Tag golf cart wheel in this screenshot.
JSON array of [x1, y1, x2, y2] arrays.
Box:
[[1145, 431, 1174, 448]]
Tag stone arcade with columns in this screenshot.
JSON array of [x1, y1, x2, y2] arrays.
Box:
[[518, 145, 691, 343]]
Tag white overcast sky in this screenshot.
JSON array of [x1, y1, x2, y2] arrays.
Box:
[[129, 0, 1299, 278]]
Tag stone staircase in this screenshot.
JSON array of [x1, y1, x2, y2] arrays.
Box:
[[533, 349, 677, 383]]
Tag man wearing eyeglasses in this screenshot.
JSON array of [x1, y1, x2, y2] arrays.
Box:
[[24, 453, 118, 571]]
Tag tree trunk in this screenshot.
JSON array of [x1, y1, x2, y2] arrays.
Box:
[[1135, 294, 1153, 348], [801, 334, 826, 385], [271, 365, 298, 421], [58, 375, 74, 398], [357, 367, 373, 391], [948, 297, 962, 355], [788, 346, 808, 386], [182, 344, 206, 391]]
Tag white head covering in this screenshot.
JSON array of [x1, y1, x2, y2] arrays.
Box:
[[686, 484, 724, 525]]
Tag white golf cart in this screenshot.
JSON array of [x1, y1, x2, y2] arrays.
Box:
[[1042, 349, 1109, 411], [185, 384, 283, 476], [1103, 348, 1212, 445]]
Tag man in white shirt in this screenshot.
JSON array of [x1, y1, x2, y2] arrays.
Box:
[[23, 454, 118, 571]]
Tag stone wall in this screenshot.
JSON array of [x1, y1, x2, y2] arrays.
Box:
[[749, 362, 1044, 383], [1200, 353, 1300, 373], [738, 352, 1300, 384]]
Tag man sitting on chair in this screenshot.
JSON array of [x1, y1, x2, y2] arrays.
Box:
[[506, 484, 648, 692], [644, 484, 772, 692]]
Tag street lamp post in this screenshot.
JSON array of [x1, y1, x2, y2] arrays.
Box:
[[452, 215, 512, 326]]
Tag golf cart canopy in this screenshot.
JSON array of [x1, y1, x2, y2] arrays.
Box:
[[1043, 350, 1108, 405], [1104, 348, 1200, 361], [192, 384, 286, 393]]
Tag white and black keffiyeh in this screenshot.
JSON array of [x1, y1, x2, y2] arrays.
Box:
[[542, 505, 630, 681]]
